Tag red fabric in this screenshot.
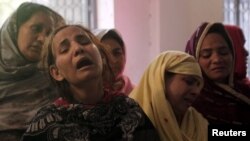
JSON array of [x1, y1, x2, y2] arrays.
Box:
[[225, 25, 248, 80], [192, 82, 250, 124], [185, 22, 209, 56]]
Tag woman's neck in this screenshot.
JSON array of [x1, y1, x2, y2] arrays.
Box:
[[174, 110, 185, 126], [70, 78, 104, 104]]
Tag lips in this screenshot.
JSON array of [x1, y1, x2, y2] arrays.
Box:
[[76, 58, 93, 70], [30, 45, 42, 53], [211, 66, 226, 72], [184, 97, 196, 103], [183, 98, 196, 107]]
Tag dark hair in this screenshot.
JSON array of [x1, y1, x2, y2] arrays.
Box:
[[101, 29, 125, 52], [165, 71, 175, 81], [16, 2, 53, 32], [15, 2, 66, 40], [207, 23, 234, 55]]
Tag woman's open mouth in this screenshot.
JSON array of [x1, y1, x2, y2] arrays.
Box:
[[76, 58, 93, 70]]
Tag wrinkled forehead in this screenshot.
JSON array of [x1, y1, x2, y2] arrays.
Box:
[[54, 26, 85, 41], [52, 26, 90, 47], [200, 33, 228, 48]]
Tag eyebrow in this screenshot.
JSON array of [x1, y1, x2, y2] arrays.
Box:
[[202, 45, 228, 50], [200, 48, 212, 52], [113, 47, 122, 50], [74, 34, 89, 40], [187, 76, 201, 85]]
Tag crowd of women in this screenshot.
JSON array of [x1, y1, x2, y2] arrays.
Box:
[[0, 2, 249, 141]]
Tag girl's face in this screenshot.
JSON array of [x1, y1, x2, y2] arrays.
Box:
[[50, 26, 103, 87], [17, 11, 52, 62], [165, 74, 201, 116], [198, 33, 233, 83], [102, 38, 125, 78]]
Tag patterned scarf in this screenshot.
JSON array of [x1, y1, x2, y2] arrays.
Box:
[[22, 94, 148, 141]]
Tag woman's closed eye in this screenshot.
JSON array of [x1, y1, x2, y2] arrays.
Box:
[[200, 50, 212, 58], [183, 76, 199, 86], [75, 35, 91, 45], [112, 48, 123, 57], [218, 47, 231, 55], [31, 24, 51, 36], [58, 35, 92, 54], [59, 40, 70, 53]]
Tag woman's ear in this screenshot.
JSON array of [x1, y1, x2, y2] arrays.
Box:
[[49, 65, 64, 81]]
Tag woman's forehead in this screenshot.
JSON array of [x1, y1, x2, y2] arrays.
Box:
[[56, 26, 85, 37], [53, 26, 88, 42]]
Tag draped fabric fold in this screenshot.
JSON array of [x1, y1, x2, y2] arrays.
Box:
[[130, 51, 208, 141], [185, 22, 250, 124], [0, 2, 65, 131]]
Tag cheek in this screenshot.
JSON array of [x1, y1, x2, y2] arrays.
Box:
[[113, 56, 126, 71], [198, 59, 208, 71], [165, 83, 180, 102], [91, 50, 103, 71], [119, 55, 126, 67], [55, 56, 71, 72], [226, 55, 233, 64], [17, 28, 26, 51], [226, 55, 234, 70], [17, 27, 33, 51]]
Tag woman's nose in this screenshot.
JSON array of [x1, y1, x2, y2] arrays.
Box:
[[190, 86, 200, 97], [37, 32, 46, 43], [212, 52, 223, 63], [74, 44, 84, 56]]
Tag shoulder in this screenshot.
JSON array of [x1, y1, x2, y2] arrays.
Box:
[[111, 95, 155, 126], [112, 95, 160, 140], [110, 95, 140, 110], [24, 104, 62, 134], [106, 94, 145, 121], [187, 107, 209, 125]]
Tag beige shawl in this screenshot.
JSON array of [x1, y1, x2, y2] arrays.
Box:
[[0, 2, 65, 131], [129, 51, 208, 141]]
